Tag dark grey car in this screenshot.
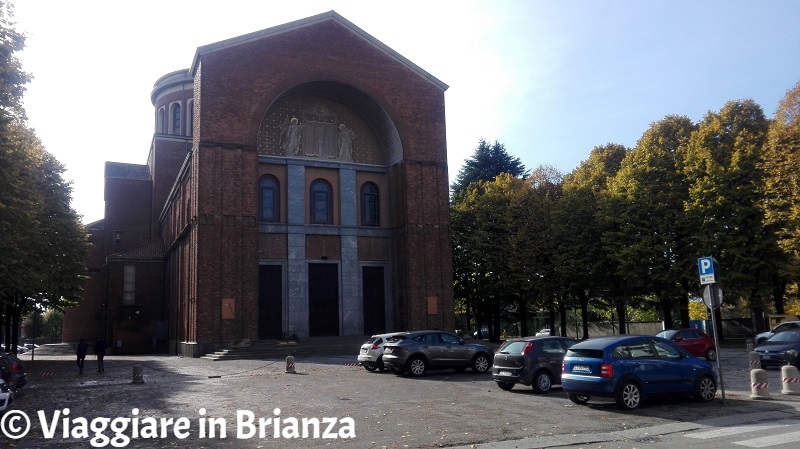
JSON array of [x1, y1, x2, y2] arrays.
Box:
[[381, 330, 493, 376], [492, 336, 578, 393]]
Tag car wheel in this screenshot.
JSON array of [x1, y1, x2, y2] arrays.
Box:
[[705, 348, 717, 361], [472, 354, 491, 374], [532, 370, 552, 394], [616, 381, 642, 410], [364, 365, 378, 372], [407, 356, 427, 376], [568, 393, 590, 405], [695, 375, 717, 402], [497, 381, 514, 391]]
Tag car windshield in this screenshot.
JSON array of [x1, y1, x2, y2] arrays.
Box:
[[566, 348, 604, 359], [498, 341, 528, 354], [766, 330, 800, 343], [385, 335, 407, 343], [656, 330, 677, 339]]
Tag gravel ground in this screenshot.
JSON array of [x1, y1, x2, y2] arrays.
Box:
[[3, 346, 799, 449]]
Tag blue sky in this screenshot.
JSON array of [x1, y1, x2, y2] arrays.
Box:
[[12, 0, 800, 223]]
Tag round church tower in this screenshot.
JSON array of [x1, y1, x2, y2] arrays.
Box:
[[151, 69, 194, 137]]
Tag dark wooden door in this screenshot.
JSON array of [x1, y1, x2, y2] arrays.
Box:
[[308, 263, 339, 336], [258, 265, 282, 339], [362, 266, 386, 335]]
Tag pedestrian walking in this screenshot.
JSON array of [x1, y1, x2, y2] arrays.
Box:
[[95, 338, 107, 373], [76, 338, 88, 374]]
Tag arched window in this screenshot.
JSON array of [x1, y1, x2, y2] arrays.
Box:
[[310, 179, 333, 224], [259, 175, 280, 222], [361, 182, 380, 226], [157, 107, 166, 133], [171, 103, 182, 135]]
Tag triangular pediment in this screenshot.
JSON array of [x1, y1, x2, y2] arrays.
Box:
[[190, 10, 447, 91]]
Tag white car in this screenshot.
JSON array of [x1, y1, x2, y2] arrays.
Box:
[[756, 321, 800, 345], [535, 328, 551, 337], [357, 332, 407, 372], [0, 379, 13, 413]]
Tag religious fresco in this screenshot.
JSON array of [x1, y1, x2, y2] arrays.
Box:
[[258, 96, 382, 165]]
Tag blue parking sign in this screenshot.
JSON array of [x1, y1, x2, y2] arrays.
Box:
[[698, 256, 716, 285]]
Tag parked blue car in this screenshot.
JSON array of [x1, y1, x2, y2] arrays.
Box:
[[561, 335, 717, 410]]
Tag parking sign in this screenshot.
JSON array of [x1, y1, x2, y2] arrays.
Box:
[[698, 256, 716, 285]]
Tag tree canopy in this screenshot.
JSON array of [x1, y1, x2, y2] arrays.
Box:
[[452, 84, 800, 339], [451, 139, 527, 196]]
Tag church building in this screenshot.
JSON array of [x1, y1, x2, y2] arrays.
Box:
[[63, 11, 454, 356]]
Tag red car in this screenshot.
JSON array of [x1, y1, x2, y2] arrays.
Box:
[[656, 328, 717, 361]]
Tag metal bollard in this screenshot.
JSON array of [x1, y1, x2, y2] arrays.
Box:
[[285, 355, 296, 374], [750, 369, 771, 399], [781, 365, 800, 395], [748, 351, 761, 370], [132, 364, 144, 384]]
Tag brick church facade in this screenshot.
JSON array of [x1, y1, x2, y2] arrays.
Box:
[[63, 11, 454, 356]]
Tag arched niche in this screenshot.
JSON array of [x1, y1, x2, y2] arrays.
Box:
[[257, 81, 402, 165]]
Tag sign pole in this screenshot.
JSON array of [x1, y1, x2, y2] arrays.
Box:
[[709, 286, 725, 403]]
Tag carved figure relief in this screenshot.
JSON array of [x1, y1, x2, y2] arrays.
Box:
[[338, 124, 356, 162], [259, 96, 379, 164], [278, 117, 304, 156]]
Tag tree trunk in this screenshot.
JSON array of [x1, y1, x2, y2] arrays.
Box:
[[492, 307, 501, 342], [3, 303, 11, 352], [773, 275, 787, 315], [660, 297, 673, 329], [518, 297, 529, 337], [558, 300, 567, 337], [713, 306, 724, 341], [11, 307, 20, 354], [679, 295, 690, 328], [580, 293, 589, 339], [616, 299, 627, 334]]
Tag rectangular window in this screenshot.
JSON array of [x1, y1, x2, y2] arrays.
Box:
[[123, 265, 135, 305]]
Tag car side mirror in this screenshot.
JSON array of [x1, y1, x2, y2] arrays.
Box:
[[674, 337, 684, 342], [459, 339, 465, 345]]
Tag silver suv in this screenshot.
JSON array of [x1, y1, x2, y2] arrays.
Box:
[[357, 332, 407, 372], [381, 330, 492, 376]]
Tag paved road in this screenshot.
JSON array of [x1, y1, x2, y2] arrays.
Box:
[[3, 346, 799, 448]]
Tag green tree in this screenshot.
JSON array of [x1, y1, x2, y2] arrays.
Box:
[[507, 166, 563, 336], [0, 2, 90, 352], [603, 116, 696, 328], [451, 139, 527, 196], [451, 171, 558, 339], [0, 0, 29, 128], [552, 143, 627, 337], [760, 81, 800, 313], [2, 123, 90, 352], [40, 309, 64, 341], [683, 99, 774, 331]]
